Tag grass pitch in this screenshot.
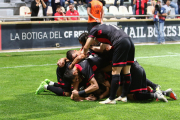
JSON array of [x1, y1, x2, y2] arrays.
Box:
[[0, 44, 180, 120]]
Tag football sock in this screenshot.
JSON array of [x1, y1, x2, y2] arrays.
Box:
[[162, 91, 167, 96], [121, 73, 131, 97], [146, 79, 157, 90], [47, 86, 64, 96], [49, 81, 54, 86], [109, 75, 120, 100], [54, 82, 61, 87], [44, 85, 48, 90]]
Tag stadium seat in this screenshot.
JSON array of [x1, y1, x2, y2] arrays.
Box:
[[19, 6, 31, 16], [47, 6, 53, 16], [77, 5, 87, 16], [67, 6, 76, 11], [61, 7, 65, 13], [105, 0, 114, 5], [103, 6, 114, 16], [80, 18, 86, 20], [119, 6, 130, 15], [147, 6, 154, 15], [109, 6, 120, 15], [169, 8, 175, 19], [128, 6, 133, 15]]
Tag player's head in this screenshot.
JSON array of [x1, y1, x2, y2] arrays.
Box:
[[63, 68, 79, 84], [56, 5, 64, 13], [66, 50, 80, 61], [164, 0, 170, 6], [78, 32, 89, 47], [69, 3, 75, 12]]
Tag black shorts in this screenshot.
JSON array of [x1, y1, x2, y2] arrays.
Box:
[[56, 67, 71, 92], [87, 22, 100, 33], [112, 37, 135, 67], [128, 65, 147, 94]]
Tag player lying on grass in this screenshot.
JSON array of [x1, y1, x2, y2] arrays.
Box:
[[35, 61, 72, 96], [115, 60, 177, 103]]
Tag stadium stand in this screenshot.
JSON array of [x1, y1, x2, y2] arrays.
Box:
[[0, 0, 178, 21], [147, 6, 154, 15], [105, 0, 115, 5], [47, 6, 53, 16], [19, 6, 31, 16], [119, 6, 131, 15], [109, 6, 120, 15], [77, 5, 87, 16], [128, 6, 133, 14]]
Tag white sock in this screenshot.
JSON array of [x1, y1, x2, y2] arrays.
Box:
[[44, 85, 48, 90], [49, 81, 54, 86]]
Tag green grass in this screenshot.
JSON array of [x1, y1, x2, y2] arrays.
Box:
[[0, 44, 180, 120]]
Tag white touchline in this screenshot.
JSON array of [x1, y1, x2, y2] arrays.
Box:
[[0, 64, 56, 69], [136, 54, 180, 59], [0, 54, 180, 69]]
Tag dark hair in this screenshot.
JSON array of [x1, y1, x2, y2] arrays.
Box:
[[63, 69, 75, 84], [66, 50, 75, 61], [56, 5, 61, 9], [78, 32, 89, 46]]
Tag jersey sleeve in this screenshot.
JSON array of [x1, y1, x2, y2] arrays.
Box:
[[88, 27, 98, 38], [85, 63, 95, 82], [87, 3, 91, 8]]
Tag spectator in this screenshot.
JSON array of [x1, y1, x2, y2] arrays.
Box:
[[43, 0, 51, 16], [153, 0, 171, 44], [51, 0, 60, 16], [178, 0, 180, 15], [114, 0, 124, 7], [87, 0, 104, 32], [61, 0, 74, 7], [133, 0, 148, 19], [31, 0, 47, 21], [66, 4, 80, 20], [54, 5, 67, 21], [151, 0, 156, 7], [169, 0, 178, 15]]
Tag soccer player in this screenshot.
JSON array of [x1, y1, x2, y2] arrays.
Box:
[[35, 61, 72, 96], [69, 24, 135, 104]]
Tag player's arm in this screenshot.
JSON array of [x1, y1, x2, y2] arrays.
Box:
[[85, 77, 99, 93], [91, 43, 112, 53], [99, 86, 109, 99], [69, 37, 94, 69], [133, 0, 136, 4], [57, 57, 69, 67], [101, 7, 104, 24], [41, 0, 47, 8]]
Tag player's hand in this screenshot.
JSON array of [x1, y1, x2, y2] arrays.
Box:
[[100, 20, 103, 24], [72, 90, 79, 97], [106, 45, 112, 51], [94, 18, 100, 23], [57, 58, 65, 67], [85, 94, 97, 101]]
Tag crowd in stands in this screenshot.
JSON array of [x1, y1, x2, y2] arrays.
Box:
[[21, 0, 180, 21]]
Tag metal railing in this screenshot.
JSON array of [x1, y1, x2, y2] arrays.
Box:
[[0, 14, 179, 22]]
